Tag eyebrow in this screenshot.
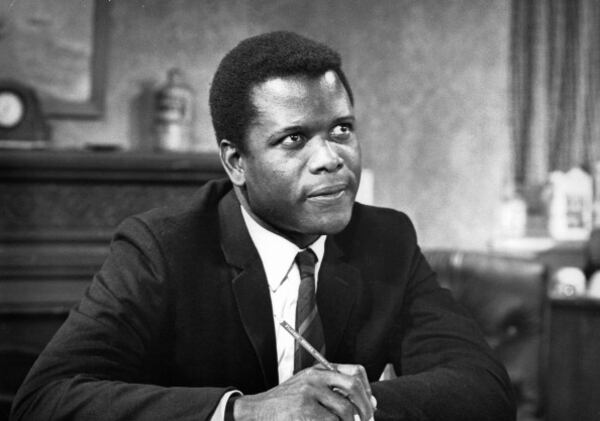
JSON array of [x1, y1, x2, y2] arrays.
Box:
[[333, 115, 356, 124], [282, 114, 356, 131]]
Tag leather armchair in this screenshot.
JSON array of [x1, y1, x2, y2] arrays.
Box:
[[424, 250, 547, 421]]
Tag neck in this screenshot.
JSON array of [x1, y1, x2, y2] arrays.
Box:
[[233, 186, 319, 249]]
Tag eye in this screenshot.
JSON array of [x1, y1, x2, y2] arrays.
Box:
[[280, 133, 306, 148], [330, 123, 353, 141]]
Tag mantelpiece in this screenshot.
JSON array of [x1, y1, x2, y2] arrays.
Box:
[[0, 149, 224, 336]]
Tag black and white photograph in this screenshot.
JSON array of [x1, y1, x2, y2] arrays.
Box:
[[1, 1, 600, 420]]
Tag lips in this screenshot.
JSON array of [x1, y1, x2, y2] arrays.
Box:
[[307, 183, 348, 200]]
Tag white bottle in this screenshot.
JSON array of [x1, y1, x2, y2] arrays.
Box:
[[498, 183, 527, 238], [547, 167, 593, 241]]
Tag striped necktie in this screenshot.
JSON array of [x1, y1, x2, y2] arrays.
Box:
[[294, 248, 326, 373]]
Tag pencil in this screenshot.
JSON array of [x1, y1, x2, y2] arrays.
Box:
[[274, 314, 378, 418], [276, 316, 337, 371]]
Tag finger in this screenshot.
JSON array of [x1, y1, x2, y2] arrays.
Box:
[[303, 366, 374, 420], [334, 364, 372, 396], [314, 383, 357, 421], [301, 367, 367, 421], [321, 370, 374, 421], [314, 363, 377, 411], [334, 364, 377, 411], [331, 387, 367, 421]]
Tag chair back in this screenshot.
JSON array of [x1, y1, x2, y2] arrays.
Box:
[[424, 250, 547, 421]]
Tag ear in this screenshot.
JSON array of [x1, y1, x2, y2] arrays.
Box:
[[219, 139, 246, 187]]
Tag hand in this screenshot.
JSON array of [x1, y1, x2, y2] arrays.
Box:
[[333, 363, 377, 416], [233, 364, 376, 421]]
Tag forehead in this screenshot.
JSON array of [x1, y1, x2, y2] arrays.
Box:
[[249, 70, 353, 124]]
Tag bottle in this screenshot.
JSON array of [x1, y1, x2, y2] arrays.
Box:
[[498, 181, 527, 238], [547, 167, 593, 241], [154, 68, 194, 152]]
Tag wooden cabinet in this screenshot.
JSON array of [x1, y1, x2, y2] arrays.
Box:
[[546, 298, 600, 421]]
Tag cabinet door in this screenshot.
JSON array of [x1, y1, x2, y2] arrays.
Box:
[[547, 299, 600, 421]]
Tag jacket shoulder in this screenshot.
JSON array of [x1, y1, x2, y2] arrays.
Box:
[[333, 203, 419, 258], [114, 178, 232, 247], [350, 203, 417, 239]]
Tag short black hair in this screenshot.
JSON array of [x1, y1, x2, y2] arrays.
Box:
[[209, 31, 354, 151]]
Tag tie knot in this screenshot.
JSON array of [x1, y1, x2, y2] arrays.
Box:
[[296, 248, 317, 269]]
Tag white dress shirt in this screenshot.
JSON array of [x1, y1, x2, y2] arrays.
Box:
[[241, 205, 326, 383], [210, 205, 326, 420]]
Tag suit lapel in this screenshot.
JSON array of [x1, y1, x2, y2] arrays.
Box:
[[219, 191, 279, 388], [317, 237, 361, 360], [218, 189, 363, 383]]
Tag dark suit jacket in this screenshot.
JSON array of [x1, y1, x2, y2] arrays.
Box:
[[11, 179, 515, 421]]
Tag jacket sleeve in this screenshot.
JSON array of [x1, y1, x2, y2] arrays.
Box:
[[371, 214, 516, 421], [10, 217, 228, 421]]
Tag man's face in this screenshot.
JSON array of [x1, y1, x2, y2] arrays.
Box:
[[239, 70, 361, 246]]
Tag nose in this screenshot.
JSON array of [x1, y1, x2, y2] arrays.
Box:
[[308, 136, 344, 173]]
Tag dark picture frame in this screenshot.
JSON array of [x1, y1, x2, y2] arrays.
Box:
[[0, 0, 109, 119]]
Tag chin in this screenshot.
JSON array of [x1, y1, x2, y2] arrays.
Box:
[[311, 211, 353, 235]]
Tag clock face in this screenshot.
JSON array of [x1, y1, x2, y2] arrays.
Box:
[[0, 91, 25, 128]]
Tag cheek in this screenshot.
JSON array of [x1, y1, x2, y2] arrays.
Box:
[[341, 144, 361, 172], [246, 165, 294, 203], [251, 157, 302, 187], [245, 158, 277, 183]]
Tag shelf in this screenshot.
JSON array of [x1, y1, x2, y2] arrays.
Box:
[[489, 236, 585, 255], [489, 236, 588, 274], [0, 149, 225, 183], [551, 296, 600, 310]]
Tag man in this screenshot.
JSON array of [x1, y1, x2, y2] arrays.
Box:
[[11, 31, 515, 420]]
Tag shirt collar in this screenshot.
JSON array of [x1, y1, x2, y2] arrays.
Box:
[[240, 205, 326, 292]]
